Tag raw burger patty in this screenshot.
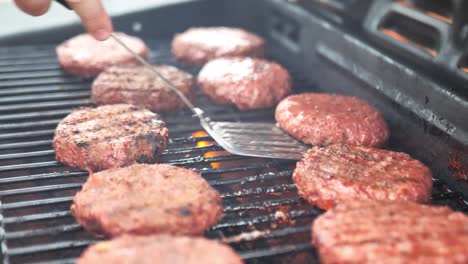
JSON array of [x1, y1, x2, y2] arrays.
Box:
[[56, 32, 148, 78], [275, 93, 389, 147], [312, 201, 468, 264], [293, 144, 432, 210], [77, 235, 243, 264], [71, 164, 223, 237], [172, 27, 265, 65], [92, 64, 194, 112], [53, 104, 168, 172], [197, 57, 291, 110]]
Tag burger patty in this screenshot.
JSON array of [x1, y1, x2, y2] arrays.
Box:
[[76, 235, 243, 264], [56, 32, 148, 78], [312, 201, 468, 264], [197, 57, 291, 111], [275, 93, 389, 147], [92, 64, 194, 112], [293, 144, 433, 210], [53, 104, 168, 172], [172, 27, 265, 65], [71, 164, 223, 237]]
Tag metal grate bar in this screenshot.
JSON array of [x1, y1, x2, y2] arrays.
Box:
[[0, 65, 60, 74], [0, 120, 63, 130], [3, 211, 73, 224], [1, 196, 74, 210], [199, 160, 292, 175], [5, 224, 82, 240], [0, 109, 72, 121], [240, 243, 314, 260], [0, 99, 91, 112], [224, 225, 312, 243], [0, 161, 60, 173], [0, 58, 57, 67], [7, 240, 94, 256], [0, 130, 55, 140], [0, 84, 88, 97], [0, 171, 86, 185], [212, 209, 321, 230], [0, 78, 82, 89], [0, 183, 81, 197], [209, 170, 293, 186], [31, 258, 76, 264], [162, 145, 224, 155], [166, 154, 249, 165], [224, 197, 303, 212], [0, 51, 55, 60], [0, 140, 53, 150], [0, 91, 90, 104], [0, 70, 67, 81], [0, 150, 55, 161], [221, 184, 297, 198]]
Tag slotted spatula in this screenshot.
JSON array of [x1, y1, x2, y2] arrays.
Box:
[[111, 34, 309, 160]]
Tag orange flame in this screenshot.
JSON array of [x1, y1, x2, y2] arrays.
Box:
[[396, 0, 452, 24], [192, 131, 208, 138], [381, 29, 438, 57], [192, 130, 224, 168]]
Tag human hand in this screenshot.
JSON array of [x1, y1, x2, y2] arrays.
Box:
[[14, 0, 113, 40]]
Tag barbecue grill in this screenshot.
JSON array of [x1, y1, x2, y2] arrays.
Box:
[[0, 0, 467, 263]]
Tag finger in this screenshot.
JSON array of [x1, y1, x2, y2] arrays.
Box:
[[14, 0, 51, 16], [65, 0, 113, 41]]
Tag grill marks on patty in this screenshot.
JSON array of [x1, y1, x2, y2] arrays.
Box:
[[92, 65, 194, 112], [293, 145, 433, 210], [61, 109, 163, 144], [312, 201, 468, 264], [53, 104, 168, 172], [71, 164, 223, 237]]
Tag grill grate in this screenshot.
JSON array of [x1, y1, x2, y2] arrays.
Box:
[[0, 38, 467, 264]]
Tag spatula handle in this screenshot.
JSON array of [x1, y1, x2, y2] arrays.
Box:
[[55, 0, 71, 10]]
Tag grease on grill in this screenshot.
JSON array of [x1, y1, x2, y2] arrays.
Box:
[[449, 147, 468, 181]]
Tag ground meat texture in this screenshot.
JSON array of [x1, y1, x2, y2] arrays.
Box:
[[312, 201, 468, 264], [197, 57, 291, 111], [92, 64, 194, 112], [293, 144, 433, 210], [77, 235, 243, 264], [53, 104, 168, 172], [56, 32, 148, 78], [275, 93, 389, 147], [71, 164, 223, 237], [172, 27, 265, 65]]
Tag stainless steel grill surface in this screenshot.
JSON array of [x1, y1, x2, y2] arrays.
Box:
[[0, 39, 467, 264]]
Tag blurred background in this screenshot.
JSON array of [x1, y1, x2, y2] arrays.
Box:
[[0, 0, 170, 41]]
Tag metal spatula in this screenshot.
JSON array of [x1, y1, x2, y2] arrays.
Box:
[[111, 33, 309, 160]]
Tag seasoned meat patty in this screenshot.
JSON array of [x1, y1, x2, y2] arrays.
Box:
[[293, 145, 433, 210], [77, 235, 243, 264], [71, 164, 223, 237], [172, 27, 265, 65], [56, 32, 148, 78], [92, 64, 194, 112], [275, 93, 389, 147], [197, 57, 291, 111], [53, 104, 168, 172], [312, 201, 468, 264]]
